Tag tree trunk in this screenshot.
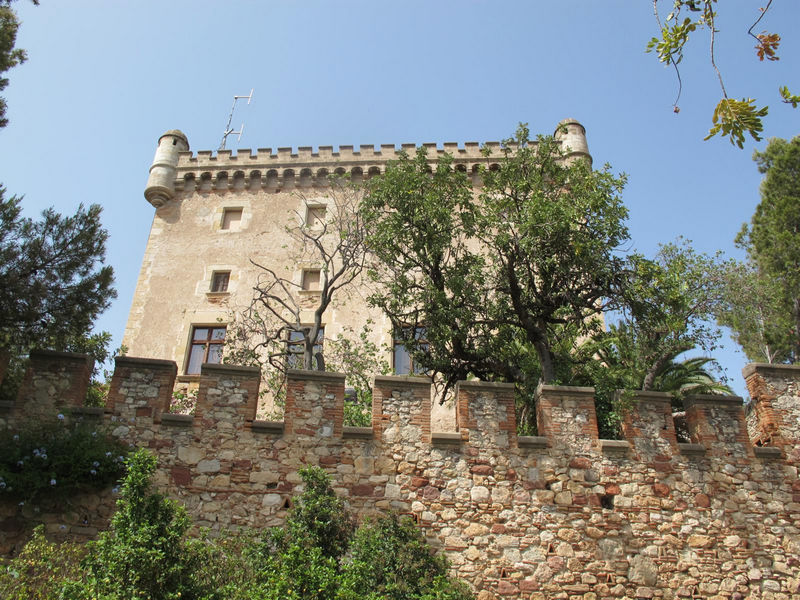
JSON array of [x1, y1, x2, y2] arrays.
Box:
[[533, 338, 556, 384], [794, 296, 800, 363]]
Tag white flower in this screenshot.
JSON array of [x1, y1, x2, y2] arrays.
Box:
[[92, 461, 99, 467], [57, 413, 64, 420], [12, 434, 19, 441], [90, 469, 97, 475], [49, 479, 56, 486]]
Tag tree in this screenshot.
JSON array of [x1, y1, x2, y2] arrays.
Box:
[[0, 4, 26, 129], [720, 135, 800, 361], [0, 190, 116, 362], [615, 240, 729, 391], [362, 124, 629, 397], [648, 1, 798, 147], [223, 179, 383, 422]]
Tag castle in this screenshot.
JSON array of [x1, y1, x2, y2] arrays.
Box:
[[122, 120, 591, 426], [0, 124, 798, 599]]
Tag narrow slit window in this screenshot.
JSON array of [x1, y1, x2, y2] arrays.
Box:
[[221, 208, 243, 230], [211, 271, 230, 293]]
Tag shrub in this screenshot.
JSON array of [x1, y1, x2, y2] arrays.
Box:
[[0, 416, 127, 502], [61, 449, 202, 600], [339, 513, 473, 600], [0, 525, 85, 600]]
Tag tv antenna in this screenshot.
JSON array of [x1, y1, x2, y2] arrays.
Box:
[[219, 88, 253, 150]]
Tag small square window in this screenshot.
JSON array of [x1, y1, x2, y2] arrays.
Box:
[[221, 208, 243, 230], [211, 271, 230, 293], [306, 205, 326, 227], [301, 269, 321, 291]]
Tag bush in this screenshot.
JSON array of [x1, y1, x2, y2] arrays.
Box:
[[61, 449, 203, 600], [0, 525, 85, 600], [339, 514, 473, 600], [0, 416, 127, 503]]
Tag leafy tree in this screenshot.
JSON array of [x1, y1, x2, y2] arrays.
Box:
[[720, 135, 800, 361], [616, 240, 729, 391], [339, 514, 472, 600], [717, 259, 792, 362], [0, 4, 26, 129], [362, 124, 628, 397], [647, 1, 798, 147], [0, 191, 115, 358], [61, 449, 203, 600]]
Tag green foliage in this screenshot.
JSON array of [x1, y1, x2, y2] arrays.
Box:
[[647, 1, 794, 147], [721, 135, 800, 362], [326, 322, 391, 426], [705, 98, 769, 148], [339, 514, 473, 600], [0, 5, 26, 129], [363, 123, 628, 402], [61, 449, 201, 600], [0, 189, 116, 400], [0, 416, 127, 502], [618, 239, 729, 391], [0, 526, 85, 600], [4, 463, 473, 600]]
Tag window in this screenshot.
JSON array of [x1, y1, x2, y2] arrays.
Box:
[[301, 269, 321, 291], [221, 208, 243, 230], [393, 326, 428, 375], [186, 326, 226, 374], [306, 205, 326, 227], [210, 271, 230, 293], [287, 327, 324, 369]]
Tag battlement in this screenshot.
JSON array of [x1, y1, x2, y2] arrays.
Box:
[[164, 119, 591, 195], [2, 350, 799, 598]]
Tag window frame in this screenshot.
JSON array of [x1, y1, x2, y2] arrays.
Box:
[[305, 204, 327, 228], [185, 325, 227, 375], [392, 325, 428, 376], [220, 207, 243, 231], [210, 271, 230, 293], [286, 326, 324, 370], [301, 269, 322, 292]]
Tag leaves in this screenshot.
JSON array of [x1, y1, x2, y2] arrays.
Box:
[[755, 31, 781, 61], [705, 98, 768, 148]]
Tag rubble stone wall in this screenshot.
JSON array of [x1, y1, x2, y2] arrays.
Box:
[[1, 350, 799, 600]]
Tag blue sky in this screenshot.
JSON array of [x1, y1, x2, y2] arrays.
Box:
[[3, 1, 799, 396]]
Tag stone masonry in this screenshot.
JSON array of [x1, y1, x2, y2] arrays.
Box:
[[1, 350, 799, 600]]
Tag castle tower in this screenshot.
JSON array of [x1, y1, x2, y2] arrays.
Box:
[[144, 129, 190, 208], [554, 118, 591, 166]]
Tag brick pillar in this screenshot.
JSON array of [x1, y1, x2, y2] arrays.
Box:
[[743, 363, 800, 462], [372, 375, 431, 444], [455, 380, 516, 449], [683, 395, 754, 461], [106, 356, 177, 426], [535, 384, 598, 453], [284, 370, 345, 439], [195, 363, 260, 431], [621, 390, 678, 466], [15, 350, 93, 420]]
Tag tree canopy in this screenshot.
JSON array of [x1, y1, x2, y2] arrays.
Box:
[[362, 124, 629, 397], [719, 135, 800, 362], [0, 189, 115, 361]]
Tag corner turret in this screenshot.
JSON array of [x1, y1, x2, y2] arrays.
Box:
[[554, 118, 591, 167], [144, 129, 189, 208]]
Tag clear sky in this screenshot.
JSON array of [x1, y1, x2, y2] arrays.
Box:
[[3, 1, 799, 397]]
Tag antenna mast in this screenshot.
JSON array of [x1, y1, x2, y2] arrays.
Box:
[[219, 88, 253, 150]]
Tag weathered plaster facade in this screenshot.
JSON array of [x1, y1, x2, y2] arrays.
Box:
[[1, 351, 798, 599], [122, 120, 592, 426]]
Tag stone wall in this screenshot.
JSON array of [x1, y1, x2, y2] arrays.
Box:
[[1, 350, 799, 600]]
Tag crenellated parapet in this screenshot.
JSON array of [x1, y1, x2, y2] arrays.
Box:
[[149, 120, 591, 196], [2, 352, 799, 598]]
